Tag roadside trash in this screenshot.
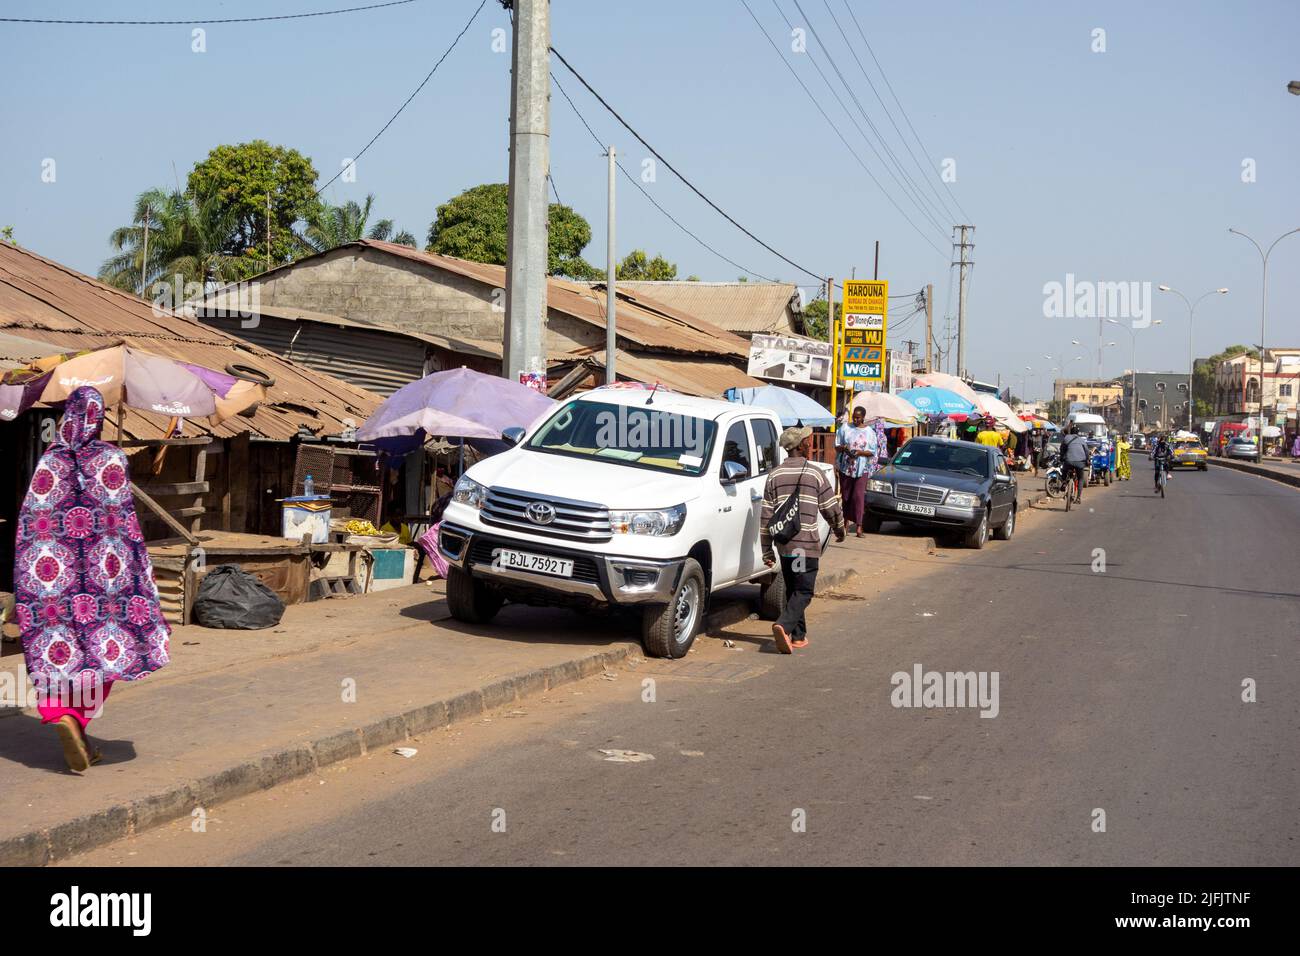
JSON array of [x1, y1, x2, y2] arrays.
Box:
[[503, 710, 527, 718], [680, 750, 705, 757], [599, 749, 654, 763], [722, 639, 736, 648], [181, 641, 201, 646], [921, 612, 935, 617], [392, 747, 418, 758], [913, 795, 933, 801], [192, 564, 285, 629], [600, 671, 617, 681]]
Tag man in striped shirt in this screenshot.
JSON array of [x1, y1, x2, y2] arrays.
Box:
[[760, 426, 846, 654]]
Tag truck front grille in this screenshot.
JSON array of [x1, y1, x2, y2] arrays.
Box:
[[481, 486, 612, 541]]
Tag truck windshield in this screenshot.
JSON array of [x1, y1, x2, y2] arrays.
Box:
[[892, 440, 989, 478], [525, 400, 717, 476]]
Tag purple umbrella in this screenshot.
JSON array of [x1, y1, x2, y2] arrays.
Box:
[[357, 367, 557, 454]]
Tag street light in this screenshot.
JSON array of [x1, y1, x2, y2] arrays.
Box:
[[1107, 317, 1162, 433], [1228, 227, 1300, 462], [1156, 285, 1228, 432]]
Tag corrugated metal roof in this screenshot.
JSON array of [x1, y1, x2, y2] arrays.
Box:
[[608, 281, 801, 334], [0, 242, 380, 441], [556, 350, 764, 399], [197, 294, 503, 362], [240, 240, 753, 359]]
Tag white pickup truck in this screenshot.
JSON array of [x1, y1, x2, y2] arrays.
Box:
[[438, 387, 832, 658]]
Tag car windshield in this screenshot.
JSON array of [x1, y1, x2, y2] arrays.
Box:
[[525, 399, 717, 476], [891, 440, 989, 478]]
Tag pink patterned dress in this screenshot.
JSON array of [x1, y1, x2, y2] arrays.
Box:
[[14, 386, 169, 702]]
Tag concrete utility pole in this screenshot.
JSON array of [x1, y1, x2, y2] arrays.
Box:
[[953, 225, 974, 379], [605, 145, 616, 384], [503, 0, 550, 387], [924, 282, 934, 372]]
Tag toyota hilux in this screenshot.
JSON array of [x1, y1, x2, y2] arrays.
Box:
[[437, 387, 831, 658]]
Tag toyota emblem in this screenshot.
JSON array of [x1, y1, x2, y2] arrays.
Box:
[[526, 501, 556, 525]]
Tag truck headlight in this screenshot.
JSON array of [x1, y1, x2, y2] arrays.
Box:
[[452, 475, 487, 509], [946, 491, 980, 508], [608, 503, 686, 536], [868, 479, 892, 494]]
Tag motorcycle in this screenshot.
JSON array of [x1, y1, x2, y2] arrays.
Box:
[[1043, 454, 1068, 499]]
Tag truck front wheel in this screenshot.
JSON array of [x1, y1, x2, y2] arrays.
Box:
[[758, 564, 786, 620], [446, 566, 504, 625], [642, 558, 706, 659]]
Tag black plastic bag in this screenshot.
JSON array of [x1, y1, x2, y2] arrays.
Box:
[[193, 564, 285, 630]]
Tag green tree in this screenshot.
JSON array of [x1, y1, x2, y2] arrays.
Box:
[[616, 249, 677, 280], [426, 183, 597, 279], [301, 193, 415, 254], [187, 140, 319, 274], [100, 188, 242, 294], [801, 297, 836, 342]]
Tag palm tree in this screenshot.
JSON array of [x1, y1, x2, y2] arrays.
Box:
[[100, 188, 242, 295], [300, 193, 415, 253]]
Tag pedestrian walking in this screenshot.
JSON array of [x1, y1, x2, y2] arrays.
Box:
[[835, 405, 877, 537], [761, 426, 845, 654], [13, 386, 170, 772], [1116, 434, 1132, 480]]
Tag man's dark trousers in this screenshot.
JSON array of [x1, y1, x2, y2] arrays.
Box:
[[777, 554, 820, 640]]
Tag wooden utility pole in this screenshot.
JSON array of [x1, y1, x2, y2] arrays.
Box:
[[140, 205, 150, 297], [924, 282, 934, 372]]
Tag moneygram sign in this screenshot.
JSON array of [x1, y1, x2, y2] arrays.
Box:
[[839, 279, 888, 381]]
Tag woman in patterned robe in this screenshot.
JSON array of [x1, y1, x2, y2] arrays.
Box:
[[13, 386, 169, 771]]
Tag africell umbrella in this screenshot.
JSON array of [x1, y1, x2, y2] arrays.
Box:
[[357, 366, 558, 455], [0, 366, 54, 422], [27, 344, 265, 422]]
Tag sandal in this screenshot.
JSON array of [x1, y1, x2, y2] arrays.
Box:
[[53, 715, 91, 772]]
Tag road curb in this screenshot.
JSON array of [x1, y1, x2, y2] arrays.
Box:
[[0, 641, 640, 867], [1207, 457, 1300, 489]]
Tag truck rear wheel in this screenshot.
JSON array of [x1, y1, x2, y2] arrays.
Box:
[[642, 558, 705, 659], [758, 565, 786, 620], [446, 566, 504, 625]]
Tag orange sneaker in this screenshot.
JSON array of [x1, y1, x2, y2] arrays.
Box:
[[772, 623, 793, 654]]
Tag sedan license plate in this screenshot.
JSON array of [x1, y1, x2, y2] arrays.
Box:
[[497, 548, 574, 578], [896, 502, 936, 516]]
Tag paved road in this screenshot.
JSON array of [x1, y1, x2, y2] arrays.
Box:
[[69, 456, 1300, 866]]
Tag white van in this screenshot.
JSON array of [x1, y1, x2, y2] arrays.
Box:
[[1063, 411, 1108, 440]]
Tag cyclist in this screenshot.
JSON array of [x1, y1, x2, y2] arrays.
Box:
[[1151, 435, 1173, 493], [1059, 425, 1090, 503]]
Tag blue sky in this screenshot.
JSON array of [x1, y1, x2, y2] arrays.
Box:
[[3, 0, 1298, 398]]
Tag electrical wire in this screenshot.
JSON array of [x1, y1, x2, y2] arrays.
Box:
[[840, 0, 973, 224], [0, 1, 420, 25], [820, 0, 961, 226], [314, 0, 486, 197], [787, 0, 950, 234], [550, 71, 776, 282], [737, 0, 946, 258], [549, 44, 826, 282]]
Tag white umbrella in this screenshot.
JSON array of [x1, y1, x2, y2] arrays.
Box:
[[911, 371, 981, 405], [849, 390, 921, 424], [975, 394, 1030, 433]]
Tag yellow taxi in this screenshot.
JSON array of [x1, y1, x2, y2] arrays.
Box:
[[1171, 437, 1208, 470]]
